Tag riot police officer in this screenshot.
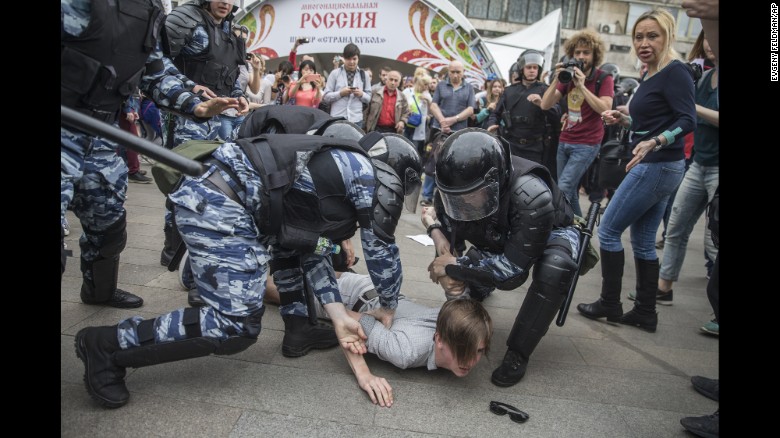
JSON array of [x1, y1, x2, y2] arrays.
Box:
[[422, 129, 580, 387], [487, 50, 561, 164], [162, 0, 250, 146], [61, 0, 240, 308], [74, 129, 422, 409], [158, 0, 251, 267]]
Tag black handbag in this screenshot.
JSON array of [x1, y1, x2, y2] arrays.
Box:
[[598, 128, 633, 190]]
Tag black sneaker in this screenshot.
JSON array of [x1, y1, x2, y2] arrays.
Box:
[[691, 376, 719, 401], [128, 172, 153, 184], [680, 410, 718, 438], [419, 199, 432, 207], [491, 349, 528, 387]]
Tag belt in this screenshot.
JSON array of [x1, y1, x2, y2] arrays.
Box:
[[203, 170, 242, 205], [513, 136, 544, 145], [351, 288, 379, 312]]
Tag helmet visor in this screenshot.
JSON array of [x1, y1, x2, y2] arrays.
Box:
[[439, 179, 499, 221], [521, 52, 544, 67], [403, 166, 422, 213], [404, 183, 420, 214]]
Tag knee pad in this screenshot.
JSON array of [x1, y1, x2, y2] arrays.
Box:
[[215, 308, 265, 354], [532, 244, 578, 292], [97, 212, 128, 259]]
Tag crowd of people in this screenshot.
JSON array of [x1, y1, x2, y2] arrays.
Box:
[[61, 0, 718, 435]]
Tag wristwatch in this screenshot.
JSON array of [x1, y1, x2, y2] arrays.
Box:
[[652, 136, 663, 152]]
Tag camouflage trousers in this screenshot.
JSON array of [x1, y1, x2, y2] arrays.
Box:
[[60, 127, 128, 282], [118, 168, 268, 347]]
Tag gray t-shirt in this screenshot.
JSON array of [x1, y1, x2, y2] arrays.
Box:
[[316, 272, 439, 370]]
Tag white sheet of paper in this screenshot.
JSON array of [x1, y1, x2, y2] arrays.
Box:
[[407, 234, 434, 246]]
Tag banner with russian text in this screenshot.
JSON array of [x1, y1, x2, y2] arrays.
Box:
[[237, 0, 495, 85]]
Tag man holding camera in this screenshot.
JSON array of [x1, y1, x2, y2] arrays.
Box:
[[541, 29, 613, 217], [323, 43, 372, 128], [487, 50, 561, 165]]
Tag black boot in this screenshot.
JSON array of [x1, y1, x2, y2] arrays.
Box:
[[577, 249, 624, 321], [160, 221, 178, 267], [80, 256, 143, 309], [74, 326, 129, 408], [281, 315, 339, 358], [616, 258, 658, 332]]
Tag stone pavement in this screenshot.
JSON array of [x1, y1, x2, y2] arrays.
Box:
[[61, 162, 718, 437]]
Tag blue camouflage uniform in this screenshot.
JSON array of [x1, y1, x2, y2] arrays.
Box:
[[162, 11, 245, 147], [118, 144, 402, 346], [61, 0, 206, 303]]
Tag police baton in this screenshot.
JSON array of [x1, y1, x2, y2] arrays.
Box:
[[61, 105, 205, 177], [556, 200, 602, 327]]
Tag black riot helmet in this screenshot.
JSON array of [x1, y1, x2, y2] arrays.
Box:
[[517, 49, 545, 81], [201, 0, 242, 23], [617, 78, 639, 96], [317, 119, 365, 142], [201, 0, 241, 14], [600, 62, 620, 84], [435, 129, 510, 221], [361, 132, 423, 213], [508, 62, 521, 83]]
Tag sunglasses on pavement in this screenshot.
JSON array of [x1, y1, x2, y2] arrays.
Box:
[[489, 401, 529, 423]]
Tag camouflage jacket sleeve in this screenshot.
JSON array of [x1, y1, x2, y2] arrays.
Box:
[[334, 150, 401, 310], [140, 46, 203, 115]]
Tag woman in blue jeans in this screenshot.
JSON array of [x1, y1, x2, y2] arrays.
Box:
[[576, 9, 695, 333]]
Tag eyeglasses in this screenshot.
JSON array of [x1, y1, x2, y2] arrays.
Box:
[[489, 401, 529, 423]]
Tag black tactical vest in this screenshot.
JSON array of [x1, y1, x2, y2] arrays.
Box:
[[502, 81, 549, 139], [61, 0, 165, 121], [236, 134, 371, 252], [171, 5, 245, 97]]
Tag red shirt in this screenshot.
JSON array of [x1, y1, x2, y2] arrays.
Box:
[[377, 88, 398, 128], [556, 69, 614, 145]]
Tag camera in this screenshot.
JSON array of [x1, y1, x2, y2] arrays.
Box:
[[245, 53, 253, 60], [686, 61, 703, 84], [296, 37, 310, 45], [558, 58, 585, 84], [281, 75, 290, 83]]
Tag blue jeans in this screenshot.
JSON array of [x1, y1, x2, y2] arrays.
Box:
[[216, 114, 245, 141], [598, 160, 685, 260], [659, 162, 719, 281], [557, 142, 600, 217], [421, 172, 436, 201]]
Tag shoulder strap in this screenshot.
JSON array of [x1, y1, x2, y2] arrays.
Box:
[[359, 69, 366, 87], [697, 68, 715, 91], [236, 137, 289, 235], [594, 70, 609, 96]]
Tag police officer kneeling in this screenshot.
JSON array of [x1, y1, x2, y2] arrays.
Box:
[[423, 129, 580, 387], [75, 130, 421, 408]]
